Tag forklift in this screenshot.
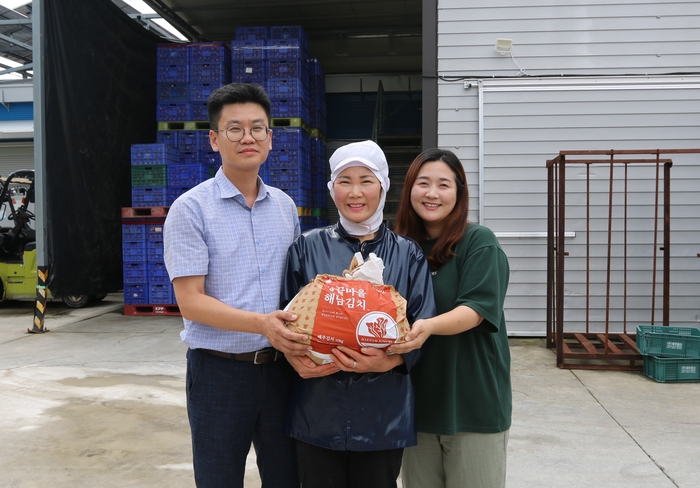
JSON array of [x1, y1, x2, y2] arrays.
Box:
[[0, 169, 104, 307]]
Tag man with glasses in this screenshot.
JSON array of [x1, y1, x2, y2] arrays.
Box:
[[164, 83, 308, 487]]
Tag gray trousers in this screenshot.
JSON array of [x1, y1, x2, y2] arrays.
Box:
[[402, 430, 509, 488]]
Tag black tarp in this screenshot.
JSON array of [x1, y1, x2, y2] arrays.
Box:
[[45, 0, 160, 297]]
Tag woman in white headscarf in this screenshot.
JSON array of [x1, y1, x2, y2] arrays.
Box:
[[280, 140, 437, 488]]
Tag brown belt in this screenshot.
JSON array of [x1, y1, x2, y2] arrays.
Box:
[[200, 347, 280, 364]]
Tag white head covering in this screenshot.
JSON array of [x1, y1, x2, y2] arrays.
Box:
[[327, 140, 390, 236]]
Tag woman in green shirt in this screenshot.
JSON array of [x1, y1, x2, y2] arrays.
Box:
[[390, 148, 512, 488]]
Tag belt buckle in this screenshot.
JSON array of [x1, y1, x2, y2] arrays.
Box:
[[253, 349, 267, 364], [253, 349, 277, 364]]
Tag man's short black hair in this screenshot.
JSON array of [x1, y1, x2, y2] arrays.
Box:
[[207, 83, 272, 131]]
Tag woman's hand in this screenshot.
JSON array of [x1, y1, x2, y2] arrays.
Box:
[[285, 353, 340, 379], [331, 345, 404, 373], [387, 318, 433, 354]]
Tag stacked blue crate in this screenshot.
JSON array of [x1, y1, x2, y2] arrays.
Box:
[[266, 26, 309, 123], [157, 44, 190, 122], [198, 130, 220, 179], [130, 143, 179, 207], [310, 135, 328, 209], [268, 127, 311, 206], [122, 223, 149, 304], [308, 58, 327, 133], [145, 223, 175, 304], [232, 27, 268, 85], [188, 42, 231, 121]]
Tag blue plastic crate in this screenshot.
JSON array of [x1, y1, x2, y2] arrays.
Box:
[[131, 186, 168, 207], [157, 44, 189, 64], [147, 239, 165, 261], [232, 60, 267, 83], [123, 262, 148, 284], [268, 147, 310, 170], [190, 82, 218, 102], [271, 98, 309, 121], [148, 262, 170, 283], [168, 163, 205, 186], [191, 62, 231, 83], [157, 102, 192, 122], [131, 143, 180, 164], [310, 110, 326, 132], [122, 240, 147, 262], [157, 82, 189, 102], [274, 127, 310, 150], [179, 131, 201, 152], [148, 283, 174, 305], [236, 26, 268, 40], [167, 186, 193, 205], [124, 283, 148, 305], [156, 131, 179, 148], [267, 78, 307, 99], [188, 42, 230, 63], [200, 150, 218, 165], [270, 25, 308, 45], [307, 57, 324, 79], [231, 40, 267, 60], [315, 189, 328, 208], [267, 39, 306, 60], [122, 223, 146, 240], [279, 187, 310, 207], [267, 59, 306, 79], [157, 63, 189, 82], [190, 101, 209, 122], [198, 130, 212, 151], [269, 167, 312, 189], [180, 150, 200, 165], [147, 223, 165, 240]]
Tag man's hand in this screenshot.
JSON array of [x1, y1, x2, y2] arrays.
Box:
[[259, 310, 310, 355], [285, 353, 340, 379]]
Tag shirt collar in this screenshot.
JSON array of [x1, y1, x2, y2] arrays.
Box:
[[215, 169, 270, 203]]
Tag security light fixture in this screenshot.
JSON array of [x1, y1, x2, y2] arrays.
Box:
[[495, 38, 513, 55]]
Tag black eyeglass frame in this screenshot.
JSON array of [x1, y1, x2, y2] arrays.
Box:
[[213, 126, 271, 143]]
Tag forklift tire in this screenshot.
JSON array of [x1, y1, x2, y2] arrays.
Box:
[[62, 295, 91, 308]]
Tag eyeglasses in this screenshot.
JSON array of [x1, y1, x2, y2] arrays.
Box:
[[214, 125, 271, 142]]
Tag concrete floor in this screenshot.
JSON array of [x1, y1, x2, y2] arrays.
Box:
[[0, 295, 698, 487]]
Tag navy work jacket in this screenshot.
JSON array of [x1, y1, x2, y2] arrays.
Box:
[[280, 223, 437, 451]]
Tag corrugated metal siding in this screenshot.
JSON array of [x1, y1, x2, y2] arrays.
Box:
[[438, 0, 700, 77], [0, 142, 33, 178], [438, 76, 700, 335]]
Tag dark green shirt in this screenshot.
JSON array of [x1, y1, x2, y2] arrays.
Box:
[[412, 224, 512, 434]]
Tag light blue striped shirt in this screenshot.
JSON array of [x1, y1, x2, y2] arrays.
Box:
[[164, 169, 300, 353]]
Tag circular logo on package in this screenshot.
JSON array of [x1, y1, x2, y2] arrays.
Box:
[[356, 311, 398, 348]]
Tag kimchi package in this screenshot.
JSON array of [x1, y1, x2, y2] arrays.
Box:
[[285, 254, 409, 364]]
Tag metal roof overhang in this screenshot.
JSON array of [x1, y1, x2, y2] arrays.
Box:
[[143, 0, 423, 75]]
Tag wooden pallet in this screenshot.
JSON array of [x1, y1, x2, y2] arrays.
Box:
[[121, 206, 170, 219], [555, 332, 643, 371], [124, 304, 181, 316]]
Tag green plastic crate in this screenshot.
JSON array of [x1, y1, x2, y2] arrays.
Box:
[[131, 165, 168, 187], [643, 356, 700, 383], [636, 325, 700, 358]]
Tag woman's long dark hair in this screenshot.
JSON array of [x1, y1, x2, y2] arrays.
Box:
[[394, 148, 469, 267]]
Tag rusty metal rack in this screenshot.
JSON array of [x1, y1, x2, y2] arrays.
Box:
[[545, 149, 700, 370]]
